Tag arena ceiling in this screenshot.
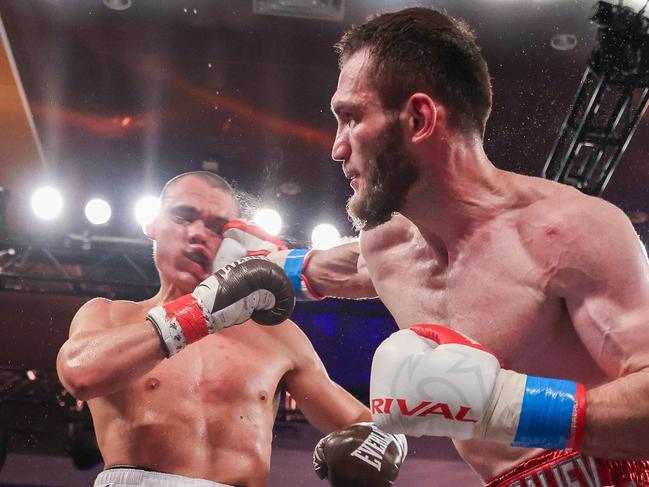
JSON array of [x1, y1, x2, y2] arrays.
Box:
[[0, 0, 647, 244]]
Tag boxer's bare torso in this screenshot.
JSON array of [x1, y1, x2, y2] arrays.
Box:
[[58, 174, 371, 487], [86, 298, 305, 487], [359, 174, 625, 481]]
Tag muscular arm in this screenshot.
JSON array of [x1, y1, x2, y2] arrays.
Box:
[[305, 242, 377, 299], [281, 322, 371, 433], [541, 198, 649, 458], [56, 298, 166, 401]]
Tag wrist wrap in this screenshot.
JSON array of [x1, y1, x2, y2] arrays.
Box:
[[147, 294, 213, 357], [513, 377, 586, 450]]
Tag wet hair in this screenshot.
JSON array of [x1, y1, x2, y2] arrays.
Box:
[[335, 7, 493, 138]]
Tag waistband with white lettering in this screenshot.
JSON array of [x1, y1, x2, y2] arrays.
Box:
[[485, 450, 649, 487]]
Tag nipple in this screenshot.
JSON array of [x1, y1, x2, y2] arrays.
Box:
[[145, 378, 160, 390]]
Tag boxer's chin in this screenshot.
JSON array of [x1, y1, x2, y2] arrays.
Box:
[[347, 186, 395, 232], [347, 158, 418, 232]]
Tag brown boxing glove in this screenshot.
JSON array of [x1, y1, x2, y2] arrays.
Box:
[[313, 422, 407, 487]]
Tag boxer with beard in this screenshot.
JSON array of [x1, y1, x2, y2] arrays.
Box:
[[219, 8, 649, 487]]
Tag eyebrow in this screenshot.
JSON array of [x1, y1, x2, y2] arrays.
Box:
[[331, 100, 357, 117], [170, 205, 231, 224], [170, 204, 198, 214]]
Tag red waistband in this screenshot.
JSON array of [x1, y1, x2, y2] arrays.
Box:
[[485, 450, 649, 487]]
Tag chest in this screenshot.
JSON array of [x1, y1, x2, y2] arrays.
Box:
[[363, 225, 567, 367], [136, 324, 291, 405]]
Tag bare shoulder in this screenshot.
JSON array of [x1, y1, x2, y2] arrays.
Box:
[[263, 319, 319, 366], [514, 181, 642, 281], [264, 319, 313, 350], [516, 185, 632, 248], [70, 297, 145, 336], [360, 213, 418, 253]]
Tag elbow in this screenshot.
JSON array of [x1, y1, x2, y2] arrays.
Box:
[[56, 344, 97, 401], [346, 277, 378, 300], [354, 408, 373, 425], [66, 383, 94, 402]]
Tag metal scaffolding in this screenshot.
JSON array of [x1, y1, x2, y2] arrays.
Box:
[[542, 1, 649, 195], [0, 233, 159, 300]]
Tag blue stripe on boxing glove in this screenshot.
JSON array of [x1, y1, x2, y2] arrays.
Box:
[[283, 248, 309, 298], [512, 376, 578, 450]]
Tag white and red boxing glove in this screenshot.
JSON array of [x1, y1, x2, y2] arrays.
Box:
[[213, 219, 324, 301], [212, 220, 288, 269], [370, 325, 586, 450], [147, 257, 295, 357]]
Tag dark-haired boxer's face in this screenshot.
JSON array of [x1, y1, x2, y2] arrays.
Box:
[[149, 176, 238, 293], [332, 49, 418, 231], [346, 119, 419, 231]]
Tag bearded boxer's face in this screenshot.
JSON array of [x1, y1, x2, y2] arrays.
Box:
[[148, 176, 238, 293], [346, 119, 419, 231], [332, 49, 419, 231]]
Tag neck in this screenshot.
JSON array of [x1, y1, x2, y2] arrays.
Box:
[[400, 132, 511, 251], [153, 275, 195, 306]]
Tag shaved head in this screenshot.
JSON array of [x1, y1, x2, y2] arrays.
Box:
[[161, 171, 235, 200], [161, 171, 242, 218]]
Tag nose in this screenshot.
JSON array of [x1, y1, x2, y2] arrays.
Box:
[[188, 220, 208, 245], [331, 127, 350, 162]]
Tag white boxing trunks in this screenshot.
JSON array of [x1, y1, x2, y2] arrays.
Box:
[[485, 450, 649, 487], [94, 467, 238, 487]]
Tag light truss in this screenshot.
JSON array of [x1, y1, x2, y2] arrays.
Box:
[[0, 233, 159, 300], [542, 1, 649, 195]]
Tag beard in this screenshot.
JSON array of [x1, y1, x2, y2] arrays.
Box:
[[346, 120, 419, 231]]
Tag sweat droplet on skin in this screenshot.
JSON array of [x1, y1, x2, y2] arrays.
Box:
[[143, 409, 157, 422]]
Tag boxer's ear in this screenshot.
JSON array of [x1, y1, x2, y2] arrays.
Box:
[[143, 219, 156, 241], [404, 93, 437, 144]]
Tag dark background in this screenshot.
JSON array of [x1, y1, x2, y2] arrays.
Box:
[[0, 0, 647, 485], [0, 0, 647, 242]]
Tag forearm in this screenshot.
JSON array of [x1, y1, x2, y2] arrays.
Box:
[[331, 392, 372, 432], [57, 321, 165, 400], [305, 243, 377, 299], [582, 369, 649, 458], [311, 391, 371, 434], [290, 376, 371, 434]]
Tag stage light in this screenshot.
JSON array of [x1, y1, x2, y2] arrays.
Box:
[[31, 186, 63, 221], [84, 198, 112, 225], [311, 223, 340, 250], [134, 196, 159, 226], [253, 0, 343, 21], [102, 0, 131, 11], [551, 33, 577, 51], [253, 208, 282, 235]]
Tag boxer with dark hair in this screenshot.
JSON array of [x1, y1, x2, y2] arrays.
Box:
[[221, 7, 649, 487], [57, 172, 405, 487]]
